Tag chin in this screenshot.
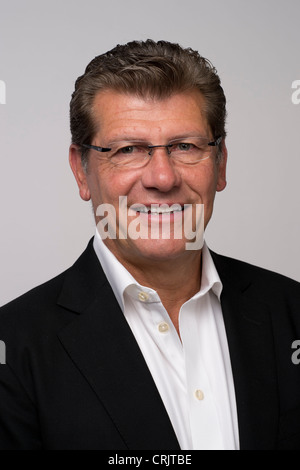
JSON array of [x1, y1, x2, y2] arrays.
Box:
[[129, 239, 194, 263]]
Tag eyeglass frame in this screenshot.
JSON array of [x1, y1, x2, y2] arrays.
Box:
[[80, 136, 222, 157]]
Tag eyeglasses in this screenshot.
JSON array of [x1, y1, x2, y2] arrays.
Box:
[[81, 136, 222, 169]]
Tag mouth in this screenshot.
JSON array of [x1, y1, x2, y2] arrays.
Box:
[[130, 203, 185, 216]]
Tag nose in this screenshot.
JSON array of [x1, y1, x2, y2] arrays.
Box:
[[141, 146, 181, 193]]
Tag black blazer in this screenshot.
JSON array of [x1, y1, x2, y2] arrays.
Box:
[[0, 239, 300, 450]]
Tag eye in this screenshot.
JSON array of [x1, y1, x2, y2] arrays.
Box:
[[120, 146, 135, 154], [177, 143, 194, 151]]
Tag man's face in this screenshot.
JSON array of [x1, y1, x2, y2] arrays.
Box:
[[70, 89, 227, 266]]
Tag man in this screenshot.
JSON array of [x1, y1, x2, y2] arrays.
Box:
[[0, 39, 300, 450]]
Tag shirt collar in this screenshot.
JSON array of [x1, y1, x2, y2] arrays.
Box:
[[198, 242, 223, 300], [93, 230, 223, 310], [93, 229, 138, 310]]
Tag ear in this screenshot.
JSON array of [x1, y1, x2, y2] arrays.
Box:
[[69, 145, 91, 201], [216, 140, 228, 192]]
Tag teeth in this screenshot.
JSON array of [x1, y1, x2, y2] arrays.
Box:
[[150, 207, 182, 214], [136, 207, 149, 213], [133, 204, 183, 214]]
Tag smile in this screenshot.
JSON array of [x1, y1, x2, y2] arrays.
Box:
[[131, 204, 184, 215]]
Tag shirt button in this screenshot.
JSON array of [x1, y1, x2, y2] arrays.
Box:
[[138, 292, 149, 302], [158, 322, 170, 333], [195, 389, 204, 401]]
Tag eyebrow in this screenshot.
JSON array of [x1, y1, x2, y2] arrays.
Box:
[[107, 133, 210, 145], [168, 134, 210, 143], [107, 136, 150, 145]]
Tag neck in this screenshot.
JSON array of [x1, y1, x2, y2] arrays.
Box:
[[108, 246, 202, 334]]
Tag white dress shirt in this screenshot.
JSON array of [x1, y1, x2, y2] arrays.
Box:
[[93, 230, 239, 450]]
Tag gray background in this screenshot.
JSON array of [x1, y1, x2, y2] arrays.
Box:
[[0, 0, 299, 306]]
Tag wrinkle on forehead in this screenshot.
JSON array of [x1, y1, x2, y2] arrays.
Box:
[[91, 89, 211, 144]]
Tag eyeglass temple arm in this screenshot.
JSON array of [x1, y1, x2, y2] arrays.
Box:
[[208, 136, 222, 147], [81, 143, 111, 152]]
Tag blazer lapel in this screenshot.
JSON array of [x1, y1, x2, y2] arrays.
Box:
[[212, 252, 279, 450], [57, 239, 180, 450]]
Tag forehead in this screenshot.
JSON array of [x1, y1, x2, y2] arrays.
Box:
[[91, 89, 211, 141]]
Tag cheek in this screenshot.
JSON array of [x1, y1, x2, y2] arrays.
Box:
[[186, 165, 219, 199], [87, 165, 140, 206]]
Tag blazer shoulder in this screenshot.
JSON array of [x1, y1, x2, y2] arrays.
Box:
[[210, 250, 300, 299], [210, 251, 300, 289], [0, 239, 99, 336], [0, 269, 70, 337]]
